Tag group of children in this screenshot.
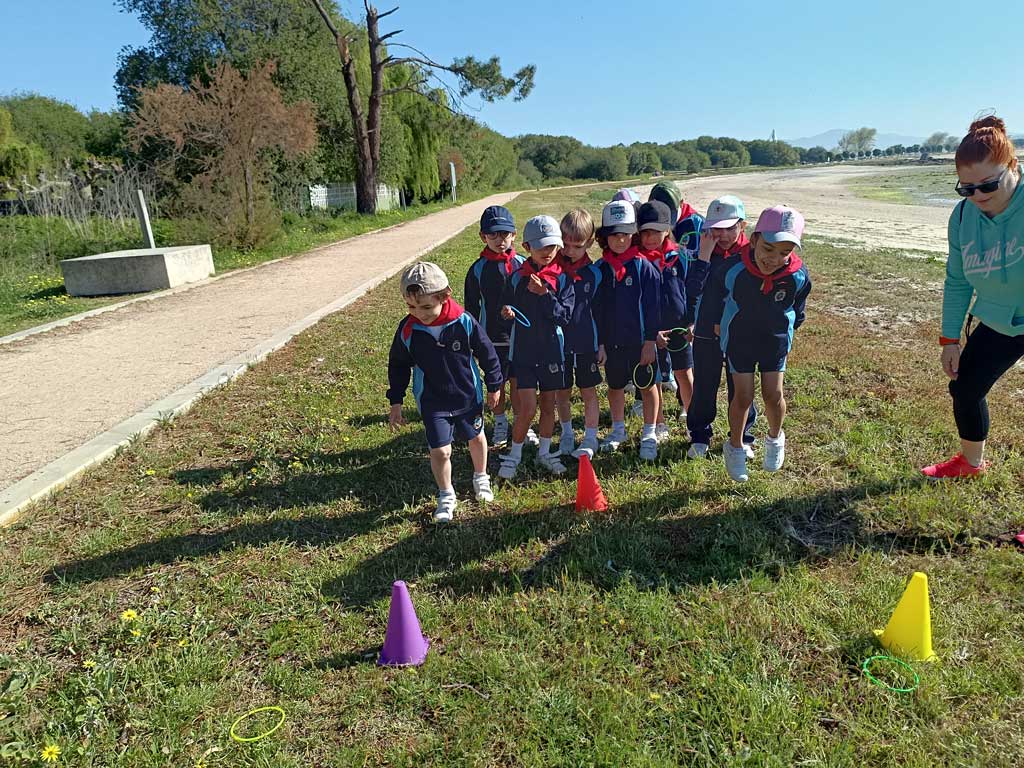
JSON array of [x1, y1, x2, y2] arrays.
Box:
[[387, 181, 811, 522]]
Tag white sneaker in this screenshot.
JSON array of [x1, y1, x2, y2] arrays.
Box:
[[631, 400, 644, 418], [492, 420, 509, 447], [664, 376, 678, 393], [624, 382, 636, 396], [525, 428, 540, 447], [434, 492, 456, 523], [498, 454, 520, 479], [677, 409, 687, 423], [559, 428, 576, 456], [473, 474, 494, 502], [600, 430, 627, 453], [537, 451, 568, 475], [572, 435, 599, 459], [687, 442, 708, 459], [743, 443, 755, 460], [723, 442, 749, 483], [639, 437, 658, 461], [764, 432, 785, 472], [655, 423, 670, 443]]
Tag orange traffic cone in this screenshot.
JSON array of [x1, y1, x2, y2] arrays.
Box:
[[576, 454, 608, 512]]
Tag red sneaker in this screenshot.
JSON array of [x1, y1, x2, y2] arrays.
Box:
[[921, 453, 986, 479]]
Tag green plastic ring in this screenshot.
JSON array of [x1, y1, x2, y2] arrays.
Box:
[[230, 706, 287, 743], [862, 655, 920, 693], [667, 328, 690, 352], [633, 363, 657, 390]]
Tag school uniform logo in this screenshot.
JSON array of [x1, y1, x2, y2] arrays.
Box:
[[590, 363, 598, 372], [774, 289, 787, 302], [625, 276, 633, 286], [473, 415, 483, 431], [548, 363, 560, 374], [451, 341, 462, 351], [584, 283, 591, 293]]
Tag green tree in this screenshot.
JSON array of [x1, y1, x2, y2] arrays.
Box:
[[0, 93, 91, 163], [515, 134, 584, 178], [745, 139, 799, 166], [801, 146, 830, 163]]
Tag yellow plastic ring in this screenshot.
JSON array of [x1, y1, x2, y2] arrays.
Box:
[[229, 706, 286, 743]]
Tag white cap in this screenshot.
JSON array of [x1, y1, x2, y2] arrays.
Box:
[[400, 261, 449, 295], [601, 200, 638, 234]]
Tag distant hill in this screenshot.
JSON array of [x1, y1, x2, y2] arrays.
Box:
[[787, 129, 927, 150]]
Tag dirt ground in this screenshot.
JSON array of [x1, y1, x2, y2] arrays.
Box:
[[652, 164, 952, 254], [0, 166, 957, 493]]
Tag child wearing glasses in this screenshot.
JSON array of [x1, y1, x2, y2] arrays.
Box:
[[684, 195, 758, 460], [497, 216, 575, 479], [465, 206, 527, 448], [699, 205, 812, 483], [593, 200, 663, 460]]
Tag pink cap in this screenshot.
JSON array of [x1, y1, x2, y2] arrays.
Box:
[[753, 205, 804, 248]]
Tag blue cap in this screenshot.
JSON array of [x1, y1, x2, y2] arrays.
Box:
[[480, 205, 516, 233], [523, 215, 563, 248]]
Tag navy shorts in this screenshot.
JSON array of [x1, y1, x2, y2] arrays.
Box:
[[423, 408, 484, 449], [726, 335, 789, 374], [564, 351, 602, 389], [665, 330, 693, 372], [514, 361, 566, 392], [605, 345, 656, 391], [494, 344, 513, 383]]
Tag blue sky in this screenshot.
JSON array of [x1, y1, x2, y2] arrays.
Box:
[[2, 0, 1022, 145]]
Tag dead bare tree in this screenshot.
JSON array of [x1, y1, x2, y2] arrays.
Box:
[[307, 0, 534, 214]]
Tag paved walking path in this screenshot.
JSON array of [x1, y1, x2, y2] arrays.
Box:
[[1, 192, 518, 519]]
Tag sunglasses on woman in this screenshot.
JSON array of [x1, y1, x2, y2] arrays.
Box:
[[955, 169, 1006, 197]]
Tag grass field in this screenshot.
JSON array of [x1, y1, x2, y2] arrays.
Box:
[[847, 166, 960, 207], [0, 202, 455, 338], [2, 182, 1023, 766]]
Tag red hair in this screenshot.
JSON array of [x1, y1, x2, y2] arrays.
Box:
[[955, 115, 1019, 171]]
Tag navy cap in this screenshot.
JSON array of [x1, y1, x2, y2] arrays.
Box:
[[480, 205, 516, 233], [637, 200, 672, 232]]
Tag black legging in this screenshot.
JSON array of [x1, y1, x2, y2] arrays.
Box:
[[949, 323, 1024, 441]]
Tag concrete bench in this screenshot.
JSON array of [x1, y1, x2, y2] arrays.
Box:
[[61, 245, 215, 297]]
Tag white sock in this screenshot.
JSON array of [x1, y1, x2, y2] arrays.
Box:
[[641, 423, 657, 441], [509, 441, 524, 460], [539, 437, 552, 455], [495, 413, 508, 427], [438, 486, 455, 498], [767, 431, 785, 444], [560, 420, 573, 434], [612, 420, 626, 435], [584, 427, 598, 441]]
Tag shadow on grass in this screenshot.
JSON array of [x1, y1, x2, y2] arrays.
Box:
[[48, 466, 950, 612]]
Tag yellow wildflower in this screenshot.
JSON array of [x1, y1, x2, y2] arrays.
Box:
[[40, 743, 61, 762], [82, 660, 96, 669], [131, 629, 141, 638], [178, 638, 190, 647], [120, 609, 138, 622]]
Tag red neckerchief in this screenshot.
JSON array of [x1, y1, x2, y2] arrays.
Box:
[[480, 246, 518, 275], [638, 238, 679, 271], [402, 298, 464, 340], [678, 202, 697, 221], [713, 231, 750, 259], [602, 245, 640, 282], [741, 250, 804, 295], [558, 252, 591, 281], [517, 257, 563, 290]]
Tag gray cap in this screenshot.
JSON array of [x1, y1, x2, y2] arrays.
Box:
[[600, 200, 638, 235], [400, 261, 449, 295], [523, 215, 564, 248]]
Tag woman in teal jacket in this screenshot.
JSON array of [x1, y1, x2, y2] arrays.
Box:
[[923, 116, 1024, 478]]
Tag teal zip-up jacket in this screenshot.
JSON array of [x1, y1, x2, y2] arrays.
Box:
[[942, 179, 1024, 339]]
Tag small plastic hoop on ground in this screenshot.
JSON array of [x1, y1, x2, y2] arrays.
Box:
[[507, 306, 531, 328], [667, 328, 690, 352], [633, 363, 657, 390], [862, 655, 920, 693], [230, 706, 287, 743]]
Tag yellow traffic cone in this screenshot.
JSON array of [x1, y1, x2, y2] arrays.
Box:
[[874, 572, 937, 662]]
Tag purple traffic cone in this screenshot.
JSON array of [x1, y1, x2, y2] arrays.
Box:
[[378, 580, 430, 666]]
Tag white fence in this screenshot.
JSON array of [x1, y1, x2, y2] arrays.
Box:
[[308, 182, 402, 212]]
